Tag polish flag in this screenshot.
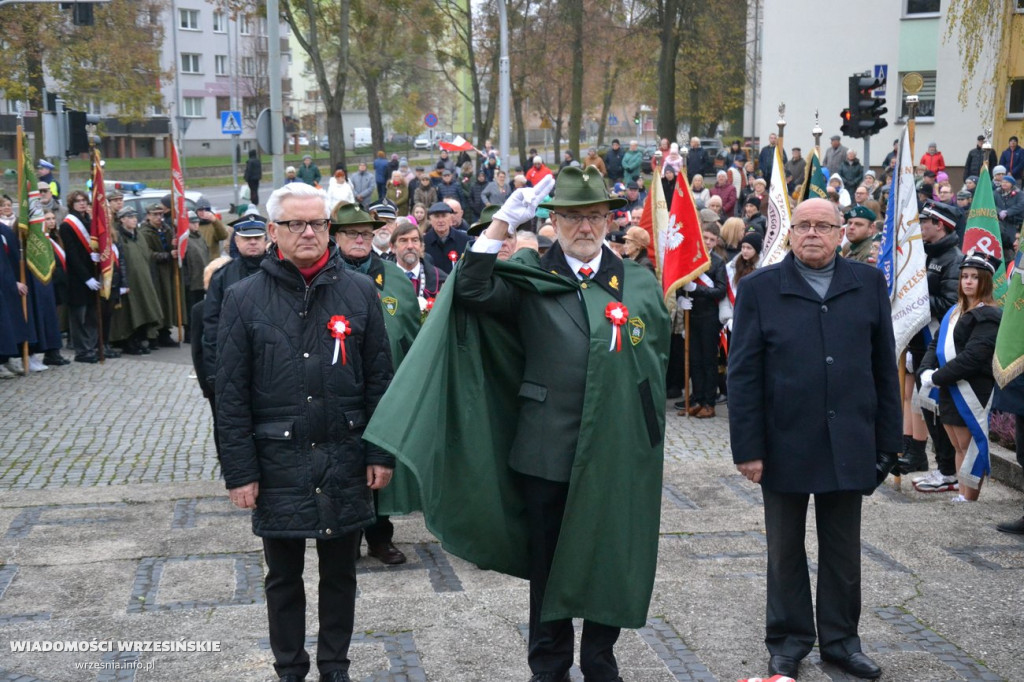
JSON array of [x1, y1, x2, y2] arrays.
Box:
[[439, 135, 475, 152]]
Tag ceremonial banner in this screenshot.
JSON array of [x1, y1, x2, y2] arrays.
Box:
[[799, 148, 828, 202], [660, 167, 709, 304], [962, 166, 1007, 301], [170, 140, 189, 264], [18, 128, 53, 283], [876, 126, 929, 356], [994, 248, 1024, 386], [90, 149, 113, 299], [760, 144, 792, 267], [639, 156, 669, 273]]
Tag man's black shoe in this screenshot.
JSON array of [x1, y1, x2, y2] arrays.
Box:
[[768, 654, 799, 678], [821, 652, 881, 679], [368, 541, 407, 565], [673, 400, 687, 410], [278, 675, 304, 682], [158, 337, 180, 348], [103, 346, 122, 359], [996, 516, 1024, 534], [528, 673, 570, 682], [320, 671, 351, 682], [43, 353, 69, 366], [74, 353, 99, 364]]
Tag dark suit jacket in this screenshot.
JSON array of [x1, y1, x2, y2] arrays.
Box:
[[727, 252, 902, 493], [423, 228, 470, 274], [454, 242, 632, 482]]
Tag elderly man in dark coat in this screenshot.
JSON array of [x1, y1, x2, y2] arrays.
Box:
[[727, 197, 901, 681], [215, 182, 394, 682]]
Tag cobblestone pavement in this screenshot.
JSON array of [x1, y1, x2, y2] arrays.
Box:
[[1, 350, 1023, 681]]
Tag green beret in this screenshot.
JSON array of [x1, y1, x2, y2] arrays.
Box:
[[844, 205, 876, 222]]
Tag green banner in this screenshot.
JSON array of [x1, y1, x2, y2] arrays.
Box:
[[963, 166, 1007, 301]]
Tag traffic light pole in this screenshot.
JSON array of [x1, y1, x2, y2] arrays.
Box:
[[55, 98, 70, 200], [864, 136, 870, 170]]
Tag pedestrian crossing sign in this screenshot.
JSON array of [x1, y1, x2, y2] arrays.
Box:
[[221, 110, 243, 135]]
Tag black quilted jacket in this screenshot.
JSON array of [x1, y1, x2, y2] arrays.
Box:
[[215, 242, 394, 539]]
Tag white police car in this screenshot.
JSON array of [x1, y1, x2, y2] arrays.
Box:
[[104, 181, 223, 221]]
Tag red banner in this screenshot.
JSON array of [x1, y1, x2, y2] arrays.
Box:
[[170, 140, 188, 264], [637, 159, 660, 267], [661, 170, 710, 302], [90, 149, 113, 299]]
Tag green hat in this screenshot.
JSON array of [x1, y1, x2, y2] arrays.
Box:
[[468, 205, 500, 237], [844, 205, 876, 222], [330, 201, 386, 233], [538, 165, 627, 211]]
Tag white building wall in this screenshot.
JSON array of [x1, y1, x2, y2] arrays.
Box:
[[750, 0, 990, 172]]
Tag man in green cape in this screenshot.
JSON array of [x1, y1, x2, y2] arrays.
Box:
[[332, 202, 421, 565], [364, 168, 669, 682]]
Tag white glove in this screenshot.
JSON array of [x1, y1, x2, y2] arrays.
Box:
[[492, 174, 556, 231], [676, 296, 693, 310], [119, 287, 129, 295], [85, 277, 101, 291], [725, 318, 733, 332], [919, 369, 935, 392], [90, 252, 101, 262], [698, 273, 713, 287], [683, 281, 697, 292]]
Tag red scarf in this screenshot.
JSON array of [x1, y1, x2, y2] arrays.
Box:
[[279, 248, 330, 284]]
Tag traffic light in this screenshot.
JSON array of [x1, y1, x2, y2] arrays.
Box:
[[633, 111, 641, 125], [840, 108, 854, 137], [844, 73, 888, 139]]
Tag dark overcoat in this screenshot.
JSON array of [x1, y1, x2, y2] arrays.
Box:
[[727, 252, 902, 493]]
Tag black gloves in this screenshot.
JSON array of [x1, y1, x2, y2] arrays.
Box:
[[863, 451, 899, 496]]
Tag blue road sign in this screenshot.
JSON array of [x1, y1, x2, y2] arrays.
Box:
[[220, 110, 243, 135], [608, 114, 619, 126], [424, 112, 438, 128], [873, 64, 887, 96]]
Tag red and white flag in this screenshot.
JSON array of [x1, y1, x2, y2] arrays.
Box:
[[439, 135, 475, 153], [638, 158, 668, 273], [170, 140, 189, 264], [657, 167, 710, 303], [90, 149, 113, 299]]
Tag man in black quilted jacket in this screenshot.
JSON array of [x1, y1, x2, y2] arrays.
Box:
[[214, 182, 394, 682]]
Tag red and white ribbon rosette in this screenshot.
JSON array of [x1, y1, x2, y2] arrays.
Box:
[[605, 302, 629, 352], [448, 250, 458, 264], [327, 315, 351, 365]]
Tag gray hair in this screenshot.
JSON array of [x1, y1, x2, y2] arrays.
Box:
[[265, 183, 328, 222]]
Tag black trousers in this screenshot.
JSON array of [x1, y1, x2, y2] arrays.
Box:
[[262, 533, 360, 678], [518, 473, 621, 681], [921, 407, 956, 476], [247, 180, 260, 206], [363, 490, 393, 546], [68, 303, 98, 356], [689, 314, 720, 407], [763, 489, 863, 661]]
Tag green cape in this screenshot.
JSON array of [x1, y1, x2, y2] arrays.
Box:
[[364, 254, 669, 628], [370, 255, 424, 515]]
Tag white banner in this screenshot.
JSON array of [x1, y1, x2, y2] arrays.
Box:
[[760, 144, 791, 267], [888, 126, 930, 356]]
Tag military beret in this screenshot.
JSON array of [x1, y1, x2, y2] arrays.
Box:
[[844, 205, 877, 222]]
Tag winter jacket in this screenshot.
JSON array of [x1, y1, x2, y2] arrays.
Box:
[[604, 146, 625, 180], [215, 242, 394, 538], [920, 304, 1002, 407], [839, 159, 865, 194], [964, 146, 997, 181], [622, 149, 643, 184], [350, 170, 376, 208], [919, 151, 946, 174], [202, 252, 266, 392]]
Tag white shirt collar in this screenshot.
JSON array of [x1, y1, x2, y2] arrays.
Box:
[[563, 251, 603, 280]]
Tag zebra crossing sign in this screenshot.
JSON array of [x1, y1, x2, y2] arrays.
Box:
[[220, 110, 243, 135]]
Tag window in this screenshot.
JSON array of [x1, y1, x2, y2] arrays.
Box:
[[242, 97, 257, 120], [1017, 0, 1024, 12], [183, 97, 204, 117], [215, 55, 228, 76], [257, 17, 267, 35], [1009, 80, 1024, 118], [306, 89, 319, 102], [180, 53, 201, 74], [178, 8, 199, 30], [86, 99, 102, 115], [241, 57, 255, 76], [239, 16, 251, 35], [150, 103, 164, 116], [215, 96, 231, 115], [904, 0, 940, 15], [898, 71, 936, 120], [212, 11, 226, 33]]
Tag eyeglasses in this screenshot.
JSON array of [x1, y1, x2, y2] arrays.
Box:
[[335, 228, 373, 239], [554, 212, 611, 226], [277, 219, 330, 233], [791, 222, 840, 234]]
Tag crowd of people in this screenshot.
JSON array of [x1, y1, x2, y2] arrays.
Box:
[[3, 129, 1024, 682]]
